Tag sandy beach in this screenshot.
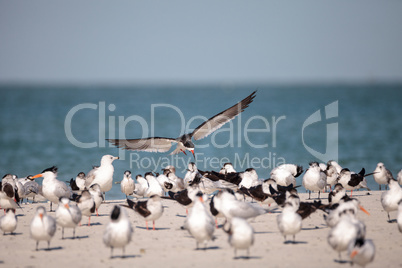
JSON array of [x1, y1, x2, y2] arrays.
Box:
[[0, 190, 401, 268]]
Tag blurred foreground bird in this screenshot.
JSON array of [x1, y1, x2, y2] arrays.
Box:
[[30, 206, 57, 251]]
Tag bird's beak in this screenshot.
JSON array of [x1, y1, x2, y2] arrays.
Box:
[[350, 250, 358, 259], [191, 149, 195, 158], [64, 204, 69, 209], [32, 174, 43, 179], [39, 213, 43, 220], [180, 149, 187, 155], [199, 196, 204, 203], [359, 205, 370, 215], [114, 156, 120, 160]]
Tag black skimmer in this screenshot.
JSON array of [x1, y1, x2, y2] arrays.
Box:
[[126, 195, 164, 230], [32, 166, 72, 212], [88, 183, 104, 216], [373, 162, 394, 190], [76, 190, 96, 226], [337, 168, 374, 196], [103, 205, 133, 258], [30, 206, 57, 251], [55, 197, 82, 239], [107, 91, 256, 157], [0, 208, 17, 235]]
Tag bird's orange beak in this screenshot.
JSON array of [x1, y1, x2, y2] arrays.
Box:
[[191, 149, 195, 158], [64, 204, 69, 209], [350, 250, 358, 258], [32, 173, 43, 179], [359, 205, 370, 216], [39, 213, 43, 220], [199, 196, 204, 202]]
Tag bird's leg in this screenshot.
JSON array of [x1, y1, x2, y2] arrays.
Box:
[[379, 185, 381, 190], [338, 252, 342, 261], [215, 218, 218, 229], [73, 228, 76, 239], [146, 221, 149, 230], [50, 202, 53, 212], [122, 247, 125, 258], [293, 235, 296, 243], [88, 216, 91, 226], [204, 241, 207, 250], [234, 249, 237, 258], [196, 242, 199, 250], [62, 228, 65, 239], [110, 247, 114, 258], [36, 241, 39, 251], [318, 191, 321, 199], [388, 212, 391, 222], [350, 190, 353, 197], [308, 191, 311, 200], [47, 241, 50, 250], [153, 221, 156, 230], [96, 208, 99, 217]]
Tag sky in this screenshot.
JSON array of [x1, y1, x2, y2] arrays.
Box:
[[1, 0, 402, 85]]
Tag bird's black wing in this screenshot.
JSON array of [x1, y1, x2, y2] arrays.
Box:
[[107, 137, 177, 153], [191, 91, 256, 141], [134, 200, 152, 218]]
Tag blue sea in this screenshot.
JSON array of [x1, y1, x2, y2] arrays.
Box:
[[1, 84, 401, 199]]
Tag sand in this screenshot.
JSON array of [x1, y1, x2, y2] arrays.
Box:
[[0, 190, 401, 268]]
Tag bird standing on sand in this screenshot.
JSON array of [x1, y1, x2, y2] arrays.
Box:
[[107, 91, 256, 157], [223, 217, 254, 258], [103, 205, 133, 258], [85, 155, 119, 200], [89, 183, 104, 216], [302, 162, 327, 199], [276, 193, 302, 243], [373, 162, 394, 190], [30, 206, 57, 251], [183, 192, 215, 250], [380, 177, 402, 222], [270, 164, 303, 187], [121, 170, 135, 198], [55, 197, 82, 239], [76, 190, 96, 226], [0, 208, 17, 235], [144, 172, 164, 197], [126, 195, 164, 230], [32, 166, 72, 212]]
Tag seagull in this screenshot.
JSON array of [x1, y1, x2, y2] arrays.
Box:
[[76, 190, 96, 226], [302, 162, 327, 199], [0, 208, 17, 235], [103, 205, 133, 258], [32, 166, 72, 212], [270, 164, 304, 187], [380, 177, 402, 222], [183, 192, 215, 250], [107, 91, 256, 157], [126, 195, 164, 230], [348, 237, 375, 267], [144, 172, 164, 197], [85, 155, 119, 199], [30, 206, 57, 251], [373, 162, 394, 190], [276, 193, 302, 243], [55, 197, 82, 239], [121, 170, 135, 198], [89, 183, 104, 216], [223, 217, 254, 259]]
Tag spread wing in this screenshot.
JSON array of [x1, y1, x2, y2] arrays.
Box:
[[191, 91, 256, 141], [106, 137, 177, 153]]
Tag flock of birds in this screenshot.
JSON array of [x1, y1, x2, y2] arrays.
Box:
[[1, 154, 402, 266]]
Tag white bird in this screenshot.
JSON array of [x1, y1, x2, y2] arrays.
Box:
[[162, 166, 185, 191], [132, 175, 148, 198], [223, 217, 254, 258], [220, 163, 237, 174], [103, 205, 133, 258], [0, 208, 17, 235], [19, 176, 40, 203], [107, 91, 256, 156], [76, 190, 96, 226], [348, 237, 375, 267], [373, 162, 394, 190], [381, 177, 402, 222], [30, 206, 57, 251], [212, 189, 266, 220], [324, 196, 370, 228], [0, 182, 20, 210], [327, 160, 343, 174], [337, 168, 369, 196], [302, 162, 327, 199], [32, 166, 72, 211], [240, 178, 278, 207], [88, 183, 104, 216], [126, 195, 164, 230], [327, 210, 366, 261], [144, 172, 164, 197], [121, 170, 135, 198], [328, 183, 346, 206], [85, 155, 119, 199], [55, 197, 82, 239], [271, 164, 303, 187], [325, 163, 339, 191], [277, 193, 302, 243], [75, 172, 86, 191], [183, 192, 215, 250], [397, 200, 402, 233]]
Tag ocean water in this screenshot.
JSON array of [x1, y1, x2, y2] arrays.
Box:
[[1, 84, 401, 199]]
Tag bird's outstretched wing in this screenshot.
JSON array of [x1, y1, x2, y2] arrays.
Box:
[[107, 137, 178, 152], [191, 91, 257, 141]]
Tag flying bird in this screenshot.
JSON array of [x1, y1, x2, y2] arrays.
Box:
[[106, 91, 256, 157]]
